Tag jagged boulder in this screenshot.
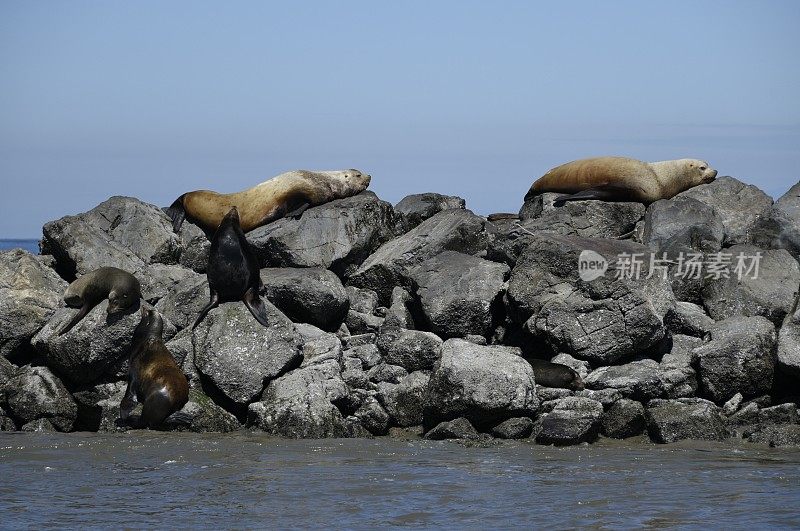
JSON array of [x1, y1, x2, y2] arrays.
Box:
[[701, 246, 800, 325], [693, 316, 777, 404], [659, 335, 701, 399], [409, 251, 509, 339], [664, 302, 714, 338], [491, 417, 535, 439], [777, 306, 800, 377], [0, 250, 67, 359], [600, 398, 646, 439], [154, 273, 210, 330], [71, 381, 127, 431], [506, 233, 675, 364], [179, 389, 242, 433], [192, 302, 302, 406], [383, 287, 416, 329], [395, 193, 465, 231], [377, 370, 430, 427], [349, 209, 487, 304], [138, 263, 200, 304], [2, 365, 77, 432], [676, 176, 774, 247], [424, 339, 538, 429], [247, 191, 396, 277], [752, 182, 800, 259], [354, 396, 390, 435], [376, 327, 442, 372], [584, 359, 665, 401], [534, 396, 604, 445], [41, 196, 182, 278], [645, 398, 729, 443], [425, 417, 481, 440], [31, 300, 145, 385], [260, 267, 349, 331]]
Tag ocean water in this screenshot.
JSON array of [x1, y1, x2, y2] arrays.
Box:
[[1, 432, 799, 529], [0, 239, 39, 254]]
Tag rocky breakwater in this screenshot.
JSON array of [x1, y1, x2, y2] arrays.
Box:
[[2, 180, 800, 447]]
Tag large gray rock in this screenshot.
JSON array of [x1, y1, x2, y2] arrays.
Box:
[[491, 417, 535, 439], [752, 182, 800, 259], [176, 221, 211, 273], [424, 417, 481, 440], [376, 327, 442, 372], [664, 301, 714, 338], [395, 193, 465, 231], [154, 273, 210, 330], [506, 233, 675, 364], [260, 267, 349, 331], [247, 359, 351, 438], [748, 425, 800, 447], [659, 335, 701, 399], [383, 287, 416, 329], [777, 305, 800, 377], [600, 398, 646, 439], [354, 396, 390, 435], [41, 196, 182, 278], [31, 300, 144, 385], [349, 209, 487, 305], [71, 381, 127, 431], [138, 263, 200, 304], [377, 370, 430, 427], [192, 302, 302, 406], [2, 365, 77, 432], [701, 246, 800, 326], [676, 176, 774, 247], [247, 191, 396, 277], [179, 389, 242, 433], [534, 396, 604, 446], [409, 251, 509, 339], [424, 339, 538, 429], [645, 398, 729, 443], [0, 250, 68, 359], [345, 286, 379, 315], [693, 316, 777, 404], [584, 359, 665, 401]]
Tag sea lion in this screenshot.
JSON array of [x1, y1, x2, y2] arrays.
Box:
[[59, 267, 141, 335], [192, 206, 269, 329], [167, 169, 371, 233], [528, 358, 585, 390], [119, 307, 189, 429], [525, 157, 717, 204]]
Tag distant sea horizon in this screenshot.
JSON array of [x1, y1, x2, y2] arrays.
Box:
[[0, 239, 40, 254]]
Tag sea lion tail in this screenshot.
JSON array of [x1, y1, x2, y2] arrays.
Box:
[[167, 195, 187, 233]]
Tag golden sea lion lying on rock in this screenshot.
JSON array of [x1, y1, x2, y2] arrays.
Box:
[[167, 169, 371, 233], [525, 157, 717, 204]]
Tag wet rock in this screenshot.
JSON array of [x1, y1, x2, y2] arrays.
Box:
[[584, 360, 665, 401], [758, 403, 799, 425], [41, 196, 181, 278], [349, 208, 487, 305], [0, 249, 68, 359], [410, 251, 509, 339], [747, 425, 800, 447], [726, 403, 760, 436], [2, 365, 77, 432], [377, 371, 430, 427], [424, 417, 481, 440], [261, 268, 349, 331], [676, 176, 774, 247], [179, 389, 241, 433], [22, 418, 58, 432], [701, 246, 800, 325], [0, 407, 16, 431], [154, 273, 210, 330], [664, 302, 714, 338], [491, 417, 534, 439], [645, 398, 729, 443], [71, 381, 127, 431], [777, 306, 800, 378], [346, 286, 379, 315], [506, 233, 674, 365], [344, 310, 384, 335], [32, 300, 144, 385], [138, 263, 200, 304], [693, 316, 777, 404], [383, 287, 416, 329], [376, 327, 442, 372], [247, 360, 350, 438], [354, 396, 390, 435], [600, 399, 646, 439], [395, 193, 465, 232], [535, 396, 604, 446], [367, 363, 407, 384], [192, 302, 302, 406], [752, 182, 800, 259], [424, 339, 538, 429], [247, 191, 396, 277]]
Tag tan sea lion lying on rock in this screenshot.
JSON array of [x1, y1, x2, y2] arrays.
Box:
[[525, 157, 717, 204]]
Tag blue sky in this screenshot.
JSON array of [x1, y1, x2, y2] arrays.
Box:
[[1, 1, 798, 236]]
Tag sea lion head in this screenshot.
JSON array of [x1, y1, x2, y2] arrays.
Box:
[[322, 169, 371, 196], [107, 288, 136, 314], [569, 372, 585, 391], [685, 159, 718, 185], [133, 306, 164, 342]]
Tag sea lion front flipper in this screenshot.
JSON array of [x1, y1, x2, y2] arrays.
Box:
[[58, 303, 92, 336], [243, 288, 269, 328], [163, 411, 194, 428], [192, 291, 220, 330], [167, 195, 187, 233], [118, 379, 138, 423], [284, 202, 311, 220]]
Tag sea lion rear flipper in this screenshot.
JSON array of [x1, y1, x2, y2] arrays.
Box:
[[192, 292, 220, 329], [58, 303, 92, 335], [167, 195, 187, 233], [284, 202, 311, 220], [243, 288, 270, 328], [554, 186, 622, 204]]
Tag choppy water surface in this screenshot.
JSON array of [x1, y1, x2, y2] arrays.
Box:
[[1, 433, 798, 529]]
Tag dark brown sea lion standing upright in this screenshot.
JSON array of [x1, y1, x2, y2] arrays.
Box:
[[59, 267, 141, 335], [119, 307, 189, 429], [192, 206, 269, 329], [525, 157, 718, 204], [167, 169, 371, 233]]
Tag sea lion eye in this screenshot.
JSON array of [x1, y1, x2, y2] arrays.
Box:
[[700, 166, 707, 170]]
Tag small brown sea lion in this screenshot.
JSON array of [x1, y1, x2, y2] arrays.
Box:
[[167, 169, 371, 233], [192, 206, 269, 329], [528, 358, 585, 390], [59, 267, 141, 335], [119, 307, 189, 429], [525, 157, 717, 204]]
